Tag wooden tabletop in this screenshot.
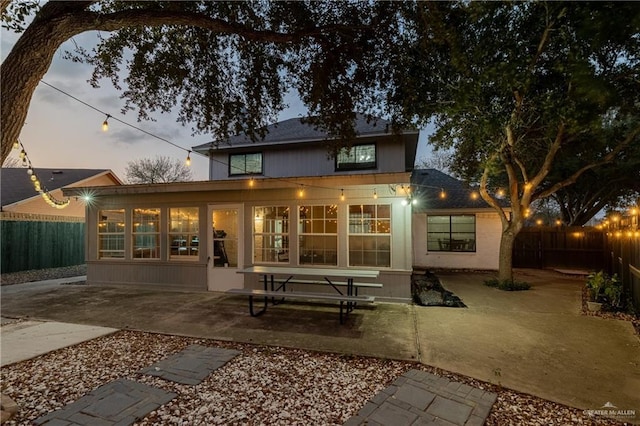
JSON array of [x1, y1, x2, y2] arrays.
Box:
[[238, 265, 379, 279]]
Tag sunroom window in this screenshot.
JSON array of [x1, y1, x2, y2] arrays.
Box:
[[298, 205, 338, 265], [169, 207, 199, 260], [254, 206, 289, 263], [98, 209, 125, 259], [348, 204, 391, 267], [132, 208, 160, 259]]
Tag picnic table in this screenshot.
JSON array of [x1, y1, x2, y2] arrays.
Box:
[[229, 266, 380, 324]]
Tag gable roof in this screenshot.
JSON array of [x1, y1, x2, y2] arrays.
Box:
[[192, 114, 418, 153], [411, 168, 509, 211], [1, 168, 121, 208]]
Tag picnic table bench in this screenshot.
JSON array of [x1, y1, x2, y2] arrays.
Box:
[[230, 266, 381, 324]]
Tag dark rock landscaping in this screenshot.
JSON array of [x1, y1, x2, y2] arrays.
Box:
[[412, 270, 466, 308]]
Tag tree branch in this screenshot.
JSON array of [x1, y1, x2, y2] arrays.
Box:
[[68, 8, 363, 44], [480, 161, 510, 226], [537, 124, 640, 199]]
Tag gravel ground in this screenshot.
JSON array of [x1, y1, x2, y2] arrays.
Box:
[[0, 265, 86, 286], [0, 331, 627, 426], [0, 266, 631, 425]]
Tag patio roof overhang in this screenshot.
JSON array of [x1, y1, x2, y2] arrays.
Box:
[[62, 172, 412, 198]]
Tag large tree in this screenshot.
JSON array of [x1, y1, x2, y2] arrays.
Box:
[[125, 155, 193, 184], [1, 0, 407, 163], [394, 2, 640, 281]]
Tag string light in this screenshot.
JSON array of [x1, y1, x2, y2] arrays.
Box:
[[13, 139, 70, 209], [470, 191, 478, 200], [101, 114, 111, 132], [40, 80, 543, 205], [38, 80, 500, 203], [298, 185, 304, 198], [373, 188, 378, 200], [12, 140, 19, 150], [40, 80, 192, 163]]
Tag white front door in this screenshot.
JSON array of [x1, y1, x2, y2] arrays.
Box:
[[208, 205, 243, 291]]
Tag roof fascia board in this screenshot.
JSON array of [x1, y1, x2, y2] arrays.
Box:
[[193, 130, 420, 153], [62, 172, 412, 197]]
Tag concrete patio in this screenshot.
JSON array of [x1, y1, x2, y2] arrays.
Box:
[[1, 269, 638, 421]]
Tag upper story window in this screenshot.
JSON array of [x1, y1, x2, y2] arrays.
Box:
[[229, 152, 262, 176], [336, 143, 376, 171], [427, 215, 476, 252]]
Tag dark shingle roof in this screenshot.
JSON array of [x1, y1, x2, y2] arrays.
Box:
[[192, 114, 417, 152], [1, 168, 112, 207], [411, 168, 508, 211]]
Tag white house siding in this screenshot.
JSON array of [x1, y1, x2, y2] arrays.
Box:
[[412, 211, 503, 270]]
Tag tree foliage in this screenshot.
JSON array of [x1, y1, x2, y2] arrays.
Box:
[[2, 1, 639, 282], [394, 2, 640, 280], [1, 0, 409, 162], [125, 155, 193, 184]]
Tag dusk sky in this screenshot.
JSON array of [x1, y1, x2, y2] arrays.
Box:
[[2, 23, 431, 183]]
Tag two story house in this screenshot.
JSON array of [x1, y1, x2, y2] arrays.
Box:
[[64, 115, 420, 301]]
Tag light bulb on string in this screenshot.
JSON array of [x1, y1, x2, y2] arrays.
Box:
[[439, 188, 446, 199], [185, 151, 191, 166], [102, 114, 111, 132], [373, 189, 378, 200], [27, 167, 33, 175], [19, 149, 26, 159], [298, 185, 304, 198], [340, 189, 345, 201], [12, 141, 19, 150], [248, 177, 255, 187]]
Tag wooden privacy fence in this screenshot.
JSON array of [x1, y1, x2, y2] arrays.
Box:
[[1, 215, 85, 273], [607, 233, 640, 313], [513, 227, 607, 271], [513, 227, 640, 311]]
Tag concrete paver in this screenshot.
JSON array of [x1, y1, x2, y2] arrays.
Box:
[[33, 379, 176, 426], [139, 344, 240, 385], [344, 369, 496, 426]]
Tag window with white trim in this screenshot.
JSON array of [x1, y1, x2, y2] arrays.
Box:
[[348, 204, 390, 267], [254, 206, 289, 263], [98, 209, 125, 259], [132, 208, 160, 259], [298, 205, 338, 265], [169, 207, 200, 260], [427, 215, 476, 252]]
